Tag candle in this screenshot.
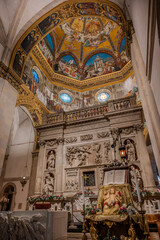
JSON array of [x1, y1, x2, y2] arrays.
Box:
[[133, 170, 141, 203], [81, 174, 85, 205]]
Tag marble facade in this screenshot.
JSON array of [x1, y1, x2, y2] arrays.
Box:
[[33, 96, 155, 198]]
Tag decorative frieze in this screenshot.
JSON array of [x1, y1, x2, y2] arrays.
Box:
[[65, 137, 77, 143], [80, 134, 93, 141], [97, 132, 110, 138]]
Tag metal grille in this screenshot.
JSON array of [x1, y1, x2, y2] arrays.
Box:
[[84, 171, 95, 186]]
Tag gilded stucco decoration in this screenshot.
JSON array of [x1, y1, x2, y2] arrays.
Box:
[[1, 0, 137, 124]]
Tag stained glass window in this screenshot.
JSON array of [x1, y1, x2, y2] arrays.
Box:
[[60, 93, 72, 103], [97, 92, 110, 103], [32, 69, 39, 83]]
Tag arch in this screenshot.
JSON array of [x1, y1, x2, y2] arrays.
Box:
[[1, 183, 17, 211]]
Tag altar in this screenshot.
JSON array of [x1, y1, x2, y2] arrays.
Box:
[[85, 167, 150, 240]]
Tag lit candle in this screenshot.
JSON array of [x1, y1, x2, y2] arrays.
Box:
[[133, 170, 141, 203], [81, 174, 85, 205]]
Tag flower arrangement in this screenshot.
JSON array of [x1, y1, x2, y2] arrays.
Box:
[[74, 191, 95, 198], [27, 194, 64, 204], [154, 189, 160, 195], [132, 189, 152, 198], [103, 233, 117, 240], [85, 205, 100, 215], [118, 204, 137, 216]]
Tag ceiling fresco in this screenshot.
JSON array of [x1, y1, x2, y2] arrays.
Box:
[[10, 0, 133, 92], [8, 0, 136, 123], [22, 54, 138, 113], [37, 16, 129, 81]]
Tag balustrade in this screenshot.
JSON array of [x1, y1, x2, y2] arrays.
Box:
[[42, 96, 138, 125]]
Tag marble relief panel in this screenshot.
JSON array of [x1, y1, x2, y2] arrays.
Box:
[[65, 140, 111, 168]]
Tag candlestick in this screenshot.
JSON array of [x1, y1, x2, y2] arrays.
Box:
[[133, 170, 141, 203], [82, 174, 85, 205]]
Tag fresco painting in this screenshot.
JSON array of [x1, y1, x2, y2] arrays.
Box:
[[38, 36, 54, 68], [38, 13, 60, 35], [77, 3, 100, 15], [21, 30, 39, 54], [61, 17, 116, 48], [102, 4, 121, 25], [13, 50, 24, 76], [84, 53, 116, 79], [55, 55, 80, 80]]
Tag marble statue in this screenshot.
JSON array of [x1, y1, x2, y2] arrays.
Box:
[[126, 140, 135, 161], [130, 166, 143, 191], [47, 150, 55, 170], [43, 173, 54, 195], [103, 187, 122, 215]]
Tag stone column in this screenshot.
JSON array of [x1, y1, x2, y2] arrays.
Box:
[[131, 34, 160, 173], [135, 129, 156, 190], [55, 138, 64, 194], [0, 78, 18, 176], [34, 141, 46, 195]]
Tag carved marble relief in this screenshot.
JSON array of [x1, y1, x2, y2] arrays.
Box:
[[65, 169, 79, 191], [80, 134, 93, 141], [0, 213, 46, 240], [46, 150, 56, 170], [98, 167, 104, 186], [65, 137, 77, 143], [46, 139, 58, 146], [130, 165, 143, 191], [93, 143, 102, 164], [43, 172, 54, 195], [104, 141, 111, 163], [97, 132, 110, 138], [124, 138, 137, 161], [66, 145, 91, 167]]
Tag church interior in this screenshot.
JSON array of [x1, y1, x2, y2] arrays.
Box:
[[0, 0, 160, 239]]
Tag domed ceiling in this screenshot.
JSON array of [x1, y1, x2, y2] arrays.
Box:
[[9, 0, 135, 123], [38, 16, 129, 81]]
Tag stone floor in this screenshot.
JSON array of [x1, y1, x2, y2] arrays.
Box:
[[67, 232, 91, 239], [67, 232, 160, 240]]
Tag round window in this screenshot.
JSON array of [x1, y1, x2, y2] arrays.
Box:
[[32, 69, 39, 83], [60, 93, 72, 103], [97, 92, 110, 103]]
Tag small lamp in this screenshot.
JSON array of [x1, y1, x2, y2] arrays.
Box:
[[20, 165, 28, 191], [119, 145, 126, 159]]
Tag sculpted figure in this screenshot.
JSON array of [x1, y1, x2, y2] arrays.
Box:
[[126, 140, 135, 161], [43, 173, 54, 195], [47, 151, 55, 170], [103, 188, 122, 215]]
